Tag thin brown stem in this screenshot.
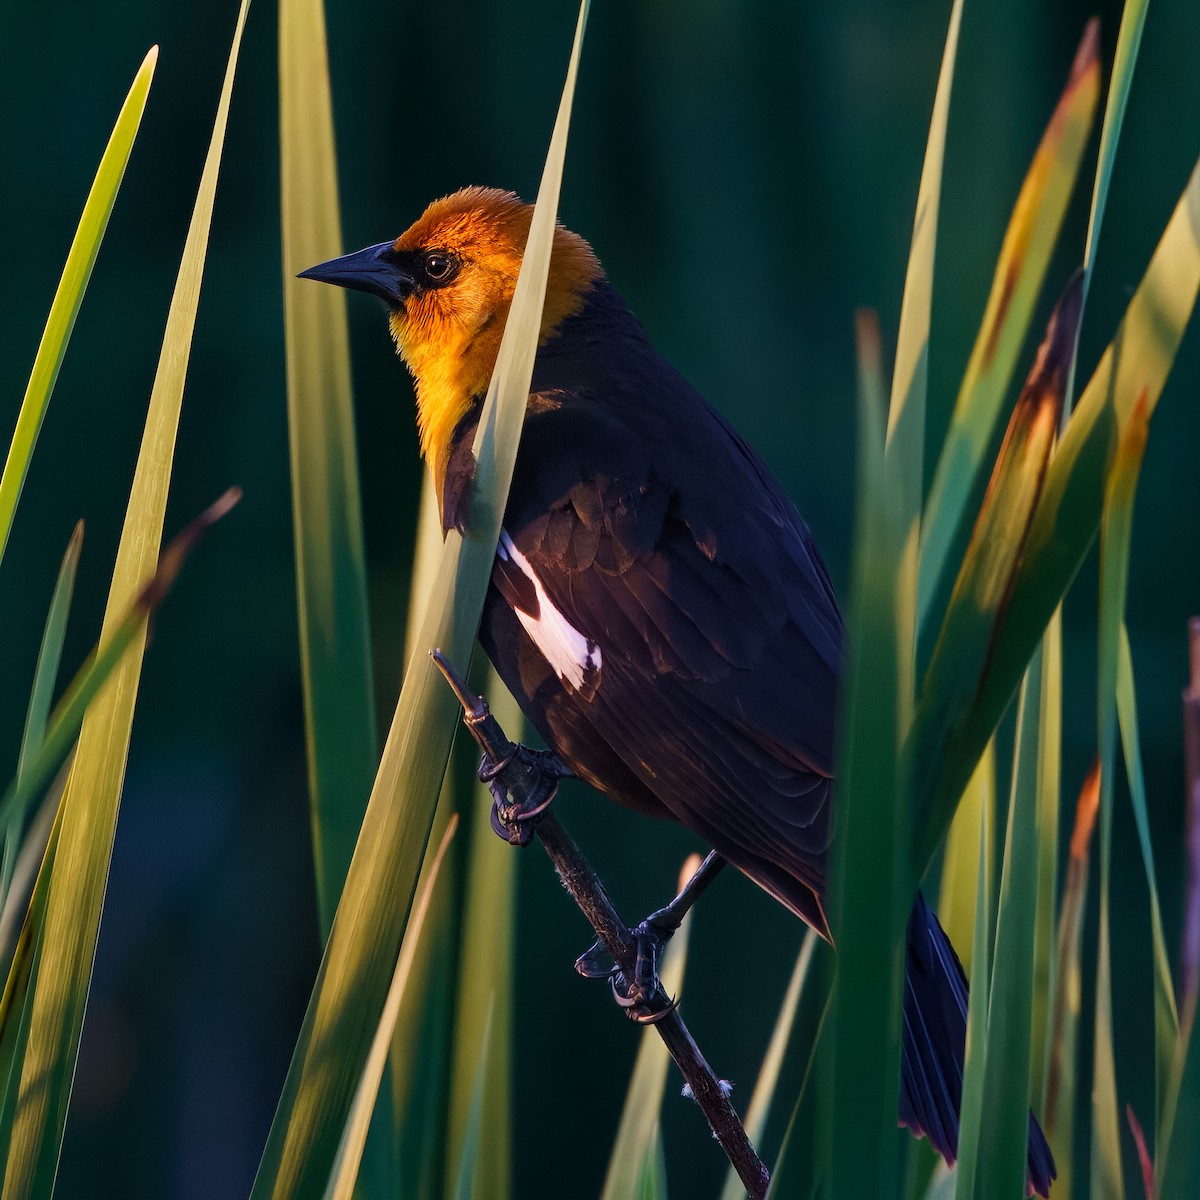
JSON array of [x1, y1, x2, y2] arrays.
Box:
[[431, 650, 770, 1200]]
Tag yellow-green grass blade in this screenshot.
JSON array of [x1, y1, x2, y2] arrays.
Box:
[[884, 0, 962, 739], [0, 4, 250, 1189], [718, 928, 818, 1200], [970, 660, 1044, 1200], [0, 50, 156, 567], [1082, 0, 1150, 284], [936, 741, 995, 975], [768, 993, 831, 1200], [388, 469, 460, 1198], [279, 0, 376, 938], [913, 154, 1200, 871], [443, 674, 517, 1200], [1044, 764, 1100, 1197], [450, 1003, 494, 1200], [945, 754, 995, 1200], [323, 816, 458, 1200], [918, 276, 1081, 837], [1161, 624, 1200, 1196], [918, 23, 1099, 625], [1089, 396, 1151, 1200], [251, 8, 590, 1194], [1117, 623, 1179, 1143], [3, 525, 82, 900], [823, 309, 909, 1199], [1029, 610, 1062, 1110], [601, 857, 697, 1200], [0, 495, 238, 874]]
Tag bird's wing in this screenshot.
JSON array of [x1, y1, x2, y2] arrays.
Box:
[[494, 390, 843, 927]]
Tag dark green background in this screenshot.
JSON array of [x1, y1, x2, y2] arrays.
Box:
[[0, 0, 1197, 1195]]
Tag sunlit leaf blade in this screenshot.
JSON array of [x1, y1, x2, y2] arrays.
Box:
[[323, 817, 458, 1200], [279, 0, 376, 937], [0, 5, 250, 1189], [0, 50, 156, 566], [824, 310, 908, 1199], [0, 495, 239, 861], [601, 856, 698, 1200], [3, 525, 82, 899], [1090, 396, 1151, 1200], [946, 758, 995, 1200], [1082, 0, 1150, 282], [388, 469, 460, 1197], [1117, 623, 1179, 1140], [971, 660, 1043, 1199], [251, 8, 591, 1194], [1044, 763, 1099, 1196], [917, 274, 1082, 844], [914, 154, 1200, 868], [444, 675, 517, 1200], [919, 22, 1099, 624], [884, 0, 962, 739], [936, 742, 994, 975], [718, 929, 818, 1200], [768, 995, 831, 1200], [450, 1004, 493, 1200], [1029, 611, 1062, 1110]]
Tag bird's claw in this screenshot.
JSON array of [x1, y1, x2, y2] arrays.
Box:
[[479, 744, 567, 846], [578, 920, 679, 1023]]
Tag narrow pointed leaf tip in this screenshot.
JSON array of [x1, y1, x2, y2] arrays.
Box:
[[917, 272, 1083, 850]]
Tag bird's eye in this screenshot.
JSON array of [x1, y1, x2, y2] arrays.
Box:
[[423, 252, 456, 282]]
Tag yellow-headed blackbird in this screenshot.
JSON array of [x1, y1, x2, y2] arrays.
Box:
[[301, 187, 1054, 1194]]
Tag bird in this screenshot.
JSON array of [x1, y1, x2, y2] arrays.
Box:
[[299, 185, 1055, 1195]]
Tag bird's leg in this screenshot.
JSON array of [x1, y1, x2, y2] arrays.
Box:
[[429, 650, 573, 847], [577, 851, 728, 1023]]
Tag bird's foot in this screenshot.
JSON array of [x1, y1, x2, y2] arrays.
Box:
[[575, 913, 679, 1025], [479, 744, 571, 847]]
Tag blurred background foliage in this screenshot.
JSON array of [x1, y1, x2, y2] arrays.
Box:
[[0, 0, 1197, 1195]]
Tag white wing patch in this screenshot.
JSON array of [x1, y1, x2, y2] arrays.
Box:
[[498, 530, 602, 691]]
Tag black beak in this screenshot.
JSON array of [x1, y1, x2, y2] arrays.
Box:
[[298, 240, 416, 307]]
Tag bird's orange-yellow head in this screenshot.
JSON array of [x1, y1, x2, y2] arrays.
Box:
[[300, 187, 602, 486]]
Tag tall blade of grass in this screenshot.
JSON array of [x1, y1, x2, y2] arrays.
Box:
[[323, 817, 458, 1200], [768, 994, 832, 1200], [1081, 0, 1150, 290], [718, 929, 819, 1200], [279, 0, 377, 937], [1161, 621, 1200, 1199], [1090, 396, 1152, 1200], [936, 742, 995, 974], [1044, 764, 1100, 1196], [600, 856, 698, 1200], [1117, 624, 1179, 1141], [918, 23, 1099, 625], [0, 5, 250, 1189], [251, 9, 591, 1194], [971, 660, 1043, 1199], [449, 1003, 494, 1200], [0, 495, 238, 878], [823, 310, 908, 1199], [443, 676, 518, 1200], [3, 526, 83, 900], [0, 51, 156, 566], [945, 756, 996, 1199], [918, 276, 1081, 822], [1029, 609, 1063, 1110], [885, 0, 962, 733], [913, 153, 1200, 869], [388, 469, 460, 1198]]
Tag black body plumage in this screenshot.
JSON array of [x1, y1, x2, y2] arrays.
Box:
[[446, 280, 1053, 1194]]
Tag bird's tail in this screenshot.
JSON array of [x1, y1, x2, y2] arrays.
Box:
[[900, 891, 1056, 1197]]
